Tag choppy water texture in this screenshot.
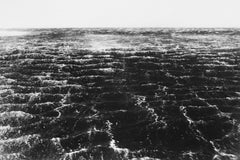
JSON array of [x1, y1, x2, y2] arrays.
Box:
[[0, 28, 240, 160]]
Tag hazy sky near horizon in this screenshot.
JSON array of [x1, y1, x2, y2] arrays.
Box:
[[0, 0, 239, 28]]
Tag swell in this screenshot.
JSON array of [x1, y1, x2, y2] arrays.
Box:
[[0, 29, 240, 160]]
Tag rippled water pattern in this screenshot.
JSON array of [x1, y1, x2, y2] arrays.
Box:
[[0, 28, 240, 160]]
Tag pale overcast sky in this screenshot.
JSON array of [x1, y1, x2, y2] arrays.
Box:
[[0, 0, 239, 28]]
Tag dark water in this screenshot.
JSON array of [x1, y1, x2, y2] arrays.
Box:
[[0, 28, 240, 160]]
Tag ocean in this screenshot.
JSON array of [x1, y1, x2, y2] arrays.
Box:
[[0, 28, 240, 160]]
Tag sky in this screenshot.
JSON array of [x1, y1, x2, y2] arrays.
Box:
[[0, 0, 239, 28]]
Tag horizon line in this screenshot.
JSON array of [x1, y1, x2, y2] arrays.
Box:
[[1, 26, 240, 30]]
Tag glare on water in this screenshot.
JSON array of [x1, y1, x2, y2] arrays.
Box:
[[0, 30, 28, 37]]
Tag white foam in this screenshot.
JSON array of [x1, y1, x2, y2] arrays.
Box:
[[62, 148, 88, 160], [0, 111, 33, 119], [109, 139, 129, 157], [0, 125, 12, 137], [99, 68, 115, 73], [0, 153, 24, 160]]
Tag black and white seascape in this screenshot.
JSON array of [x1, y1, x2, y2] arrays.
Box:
[[1, 0, 240, 160], [0, 28, 240, 160]]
